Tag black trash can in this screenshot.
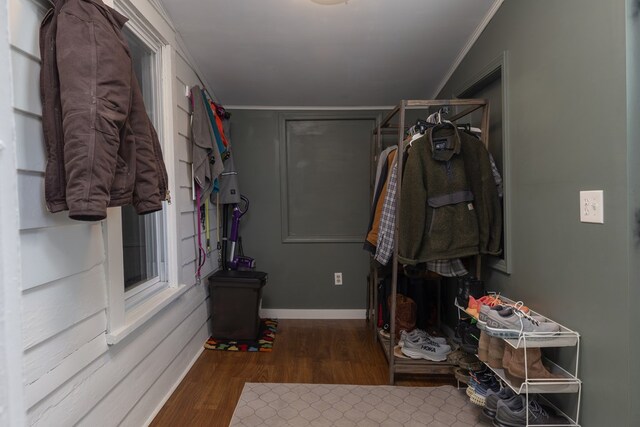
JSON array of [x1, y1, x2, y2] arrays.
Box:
[[208, 270, 268, 340]]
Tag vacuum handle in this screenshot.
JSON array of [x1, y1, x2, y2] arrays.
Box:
[[236, 195, 249, 217]]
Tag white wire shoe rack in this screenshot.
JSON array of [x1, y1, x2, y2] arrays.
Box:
[[455, 294, 582, 426]]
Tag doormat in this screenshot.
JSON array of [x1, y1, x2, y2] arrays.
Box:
[[230, 383, 490, 426], [204, 319, 277, 352]]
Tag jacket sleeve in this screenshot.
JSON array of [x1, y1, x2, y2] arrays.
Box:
[[398, 143, 427, 265], [480, 146, 502, 255], [474, 144, 502, 255], [56, 10, 131, 221], [129, 75, 163, 215]]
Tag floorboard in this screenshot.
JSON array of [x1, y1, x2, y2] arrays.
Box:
[[150, 319, 455, 427]]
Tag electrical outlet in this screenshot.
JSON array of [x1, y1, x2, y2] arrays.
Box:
[[580, 190, 604, 223], [334, 272, 343, 286]]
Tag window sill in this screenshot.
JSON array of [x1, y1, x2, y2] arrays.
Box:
[[106, 284, 189, 345]]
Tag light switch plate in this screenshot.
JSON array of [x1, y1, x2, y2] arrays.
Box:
[[580, 190, 604, 223]]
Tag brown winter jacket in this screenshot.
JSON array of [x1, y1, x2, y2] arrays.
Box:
[[40, 0, 168, 221]]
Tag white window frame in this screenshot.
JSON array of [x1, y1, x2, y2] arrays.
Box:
[[104, 0, 183, 345]]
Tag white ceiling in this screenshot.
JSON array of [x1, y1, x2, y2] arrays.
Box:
[[159, 0, 500, 107]]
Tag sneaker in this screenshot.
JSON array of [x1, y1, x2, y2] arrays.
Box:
[[461, 322, 481, 354], [483, 387, 516, 419], [467, 295, 502, 318], [485, 307, 560, 339], [401, 340, 450, 362], [468, 371, 500, 407], [447, 349, 483, 370], [478, 304, 507, 330], [399, 329, 448, 346], [446, 348, 468, 365], [454, 367, 471, 385], [479, 303, 532, 330], [495, 397, 571, 426]]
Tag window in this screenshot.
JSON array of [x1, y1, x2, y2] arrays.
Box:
[[121, 27, 166, 298], [105, 1, 183, 345]]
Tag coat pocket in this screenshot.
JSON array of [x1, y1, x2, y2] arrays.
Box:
[[427, 191, 478, 252], [95, 98, 126, 138], [111, 123, 136, 195]]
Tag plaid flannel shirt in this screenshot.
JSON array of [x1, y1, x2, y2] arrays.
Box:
[[374, 161, 398, 265], [426, 259, 468, 277]]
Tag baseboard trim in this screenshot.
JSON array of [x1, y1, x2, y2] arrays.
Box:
[[259, 309, 366, 319]]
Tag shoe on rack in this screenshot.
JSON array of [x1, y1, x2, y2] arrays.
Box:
[[478, 302, 532, 331], [461, 322, 481, 354], [478, 304, 506, 330], [487, 336, 506, 369], [478, 331, 490, 362], [506, 348, 563, 384], [483, 386, 516, 419], [400, 341, 450, 362], [393, 345, 410, 359], [495, 397, 571, 426], [484, 307, 560, 339], [401, 328, 447, 345], [456, 275, 484, 310], [467, 370, 500, 407], [458, 354, 484, 371], [447, 348, 468, 365], [447, 347, 483, 370], [502, 344, 513, 369], [454, 367, 471, 385], [467, 295, 502, 319], [378, 328, 390, 339], [399, 330, 451, 353]]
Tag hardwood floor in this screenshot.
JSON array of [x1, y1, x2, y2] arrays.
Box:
[[150, 319, 455, 427]]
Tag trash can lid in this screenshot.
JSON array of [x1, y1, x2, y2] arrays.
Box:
[[209, 270, 268, 283]]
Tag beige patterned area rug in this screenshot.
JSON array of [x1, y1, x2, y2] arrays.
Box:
[[230, 383, 491, 426]]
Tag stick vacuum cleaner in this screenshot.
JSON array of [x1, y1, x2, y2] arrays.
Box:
[[228, 195, 256, 271]]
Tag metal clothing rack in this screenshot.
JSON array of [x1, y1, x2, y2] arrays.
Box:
[[369, 99, 490, 384]]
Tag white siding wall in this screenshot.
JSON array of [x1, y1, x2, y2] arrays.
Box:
[[8, 0, 216, 424], [175, 51, 220, 284], [1, 0, 26, 424]]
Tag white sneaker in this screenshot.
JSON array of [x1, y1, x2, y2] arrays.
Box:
[[399, 330, 450, 352], [401, 341, 450, 362]]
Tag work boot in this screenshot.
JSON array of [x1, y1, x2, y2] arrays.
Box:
[[502, 344, 513, 368], [487, 336, 505, 369], [478, 331, 490, 362], [389, 294, 416, 343], [507, 348, 561, 385]]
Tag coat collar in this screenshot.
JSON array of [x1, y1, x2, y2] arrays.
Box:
[[427, 124, 461, 162]]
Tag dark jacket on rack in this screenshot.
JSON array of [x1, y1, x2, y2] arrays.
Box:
[[40, 0, 169, 221], [398, 125, 501, 264]]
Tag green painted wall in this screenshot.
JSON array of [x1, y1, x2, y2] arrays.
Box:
[[627, 0, 640, 424], [439, 1, 630, 425], [228, 110, 380, 310]]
